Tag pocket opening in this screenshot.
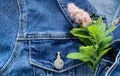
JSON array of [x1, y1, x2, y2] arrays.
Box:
[[28, 37, 84, 73]]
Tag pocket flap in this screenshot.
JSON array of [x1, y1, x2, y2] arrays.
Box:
[[29, 39, 84, 73]]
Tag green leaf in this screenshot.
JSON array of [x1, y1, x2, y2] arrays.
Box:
[[97, 32, 106, 44], [67, 16, 116, 73], [72, 33, 91, 39], [87, 25, 99, 37], [79, 46, 96, 57], [71, 28, 91, 39], [96, 16, 102, 25], [71, 27, 94, 45], [98, 48, 111, 59], [102, 36, 112, 44], [67, 52, 94, 63], [98, 36, 112, 54], [71, 28, 87, 32], [98, 35, 112, 45], [98, 44, 110, 54], [105, 25, 116, 35], [78, 37, 93, 45], [99, 23, 106, 33]]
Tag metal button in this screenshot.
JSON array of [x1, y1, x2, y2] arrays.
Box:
[[105, 66, 110, 72], [54, 52, 64, 69], [111, 17, 120, 25]]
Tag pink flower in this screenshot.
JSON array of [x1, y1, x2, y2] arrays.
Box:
[[67, 3, 91, 27]]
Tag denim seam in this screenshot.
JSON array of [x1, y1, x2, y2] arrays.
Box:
[[17, 33, 77, 39], [47, 71, 53, 76], [105, 50, 120, 76], [0, 0, 24, 75], [17, 0, 27, 34], [0, 42, 22, 76], [33, 66, 36, 76], [17, 37, 77, 40], [111, 21, 120, 41], [17, 38, 77, 41], [18, 33, 73, 36], [86, 5, 97, 16], [30, 61, 84, 73], [84, 64, 85, 76], [101, 59, 113, 64], [72, 68, 75, 76], [29, 40, 32, 68], [68, 69, 74, 76], [112, 5, 120, 22], [72, 69, 75, 76], [74, 0, 97, 16], [110, 5, 120, 40]]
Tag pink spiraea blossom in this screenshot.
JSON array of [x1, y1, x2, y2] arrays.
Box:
[[67, 3, 91, 27]]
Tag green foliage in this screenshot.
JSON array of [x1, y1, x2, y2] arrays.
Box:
[[67, 16, 116, 73]]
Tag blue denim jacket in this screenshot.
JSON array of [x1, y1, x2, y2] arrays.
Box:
[[0, 0, 120, 76]]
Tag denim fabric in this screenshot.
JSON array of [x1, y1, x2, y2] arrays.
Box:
[[112, 5, 120, 41], [104, 5, 120, 76], [89, 0, 120, 26], [0, 0, 19, 74], [0, 0, 120, 76]]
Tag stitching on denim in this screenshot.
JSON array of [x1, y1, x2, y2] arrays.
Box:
[[39, 70, 43, 76], [48, 71, 53, 76], [17, 0, 26, 34], [73, 69, 75, 76], [28, 39, 84, 73], [18, 33, 73, 36], [110, 5, 120, 40], [74, 0, 97, 16], [29, 40, 36, 76], [47, 70, 48, 76], [57, 0, 77, 27], [68, 69, 74, 76], [105, 50, 120, 76], [29, 40, 32, 67], [17, 38, 77, 40], [18, 33, 75, 36], [47, 71, 48, 76], [101, 59, 114, 64], [112, 5, 120, 22], [105, 56, 119, 76], [30, 61, 84, 73], [110, 39, 120, 46], [86, 5, 97, 16], [83, 64, 85, 76], [1, 42, 22, 75], [0, 0, 24, 75], [0, 42, 22, 76], [34, 66, 36, 76], [47, 71, 53, 76], [111, 18, 120, 41], [17, 33, 78, 40]]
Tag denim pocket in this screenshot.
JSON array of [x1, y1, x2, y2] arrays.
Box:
[[28, 34, 85, 73], [25, 32, 120, 75]]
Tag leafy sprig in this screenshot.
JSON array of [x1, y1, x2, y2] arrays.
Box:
[[67, 16, 116, 73]]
